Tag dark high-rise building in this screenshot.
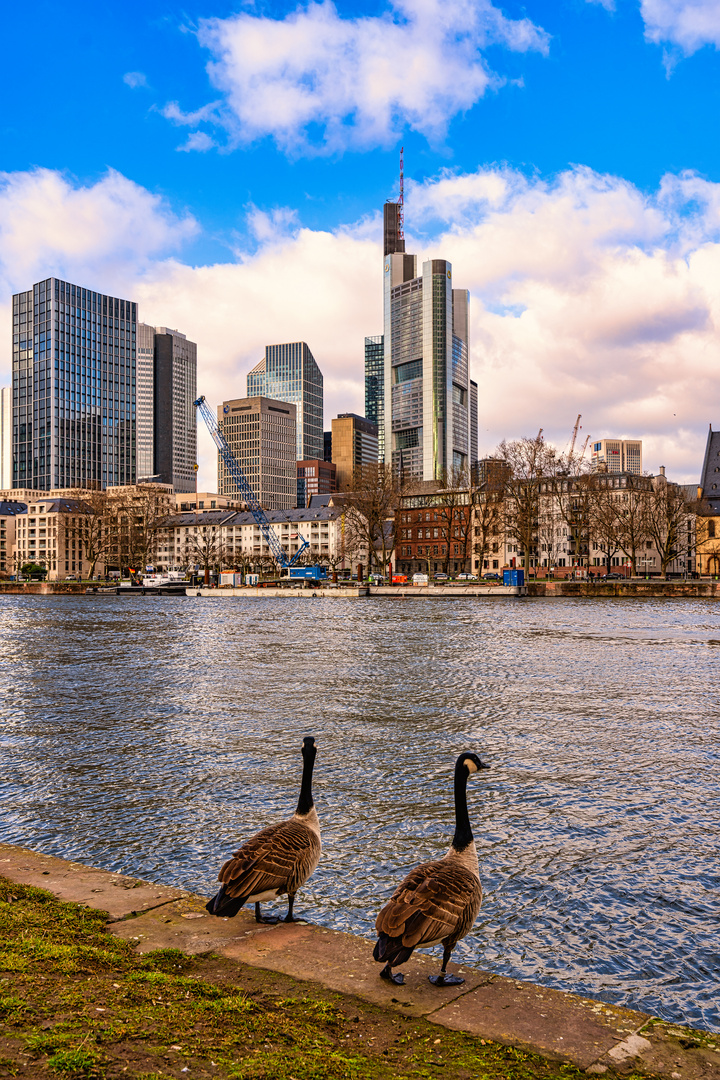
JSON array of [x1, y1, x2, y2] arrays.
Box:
[[137, 324, 197, 492], [470, 379, 478, 469], [324, 430, 332, 462], [364, 334, 384, 463], [247, 341, 323, 462], [11, 278, 136, 490]]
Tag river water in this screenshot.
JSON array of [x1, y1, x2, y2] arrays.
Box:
[[0, 595, 718, 1030]]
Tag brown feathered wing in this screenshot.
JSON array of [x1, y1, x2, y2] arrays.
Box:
[[375, 859, 482, 949], [218, 819, 321, 901]]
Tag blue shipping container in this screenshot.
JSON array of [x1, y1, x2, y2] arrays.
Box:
[[503, 569, 525, 587]]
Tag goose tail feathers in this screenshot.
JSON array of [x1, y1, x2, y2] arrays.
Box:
[[205, 886, 246, 918], [373, 932, 414, 967]]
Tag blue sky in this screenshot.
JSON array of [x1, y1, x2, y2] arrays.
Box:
[[2, 0, 720, 483]]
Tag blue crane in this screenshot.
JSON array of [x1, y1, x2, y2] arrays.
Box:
[[194, 395, 325, 578]]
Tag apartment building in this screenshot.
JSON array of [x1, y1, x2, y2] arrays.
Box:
[[159, 506, 364, 575]]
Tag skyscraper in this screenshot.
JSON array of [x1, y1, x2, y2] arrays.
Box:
[[0, 387, 11, 489], [364, 335, 384, 462], [218, 396, 296, 510], [331, 413, 379, 491], [382, 202, 471, 482], [470, 379, 478, 469], [247, 342, 323, 462], [11, 278, 136, 490], [136, 324, 197, 492]]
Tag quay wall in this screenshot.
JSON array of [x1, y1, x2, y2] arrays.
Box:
[[527, 580, 720, 598]]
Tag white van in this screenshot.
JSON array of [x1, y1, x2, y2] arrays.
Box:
[[412, 573, 429, 585]]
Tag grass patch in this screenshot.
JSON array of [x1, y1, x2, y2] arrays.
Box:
[[0, 875, 617, 1079]]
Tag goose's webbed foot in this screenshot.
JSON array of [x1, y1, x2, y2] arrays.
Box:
[[283, 896, 307, 923], [254, 903, 280, 925], [380, 964, 405, 985], [428, 973, 464, 987]]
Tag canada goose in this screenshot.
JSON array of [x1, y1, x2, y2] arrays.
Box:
[[205, 736, 321, 924], [373, 751, 490, 986]]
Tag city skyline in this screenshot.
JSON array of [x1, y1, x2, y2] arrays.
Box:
[[3, 0, 720, 488]]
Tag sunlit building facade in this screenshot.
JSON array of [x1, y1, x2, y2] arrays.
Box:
[[247, 342, 323, 463], [382, 200, 471, 482]]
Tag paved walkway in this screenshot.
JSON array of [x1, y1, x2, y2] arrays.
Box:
[[1, 843, 717, 1078]]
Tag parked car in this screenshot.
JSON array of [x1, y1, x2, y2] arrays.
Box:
[[457, 573, 477, 581], [433, 573, 449, 581], [600, 573, 624, 580], [482, 572, 500, 580]]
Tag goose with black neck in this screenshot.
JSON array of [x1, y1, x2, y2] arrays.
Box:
[[205, 736, 321, 924], [373, 751, 490, 986]]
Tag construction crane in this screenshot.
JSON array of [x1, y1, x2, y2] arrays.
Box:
[[194, 396, 325, 580], [568, 414, 582, 458]]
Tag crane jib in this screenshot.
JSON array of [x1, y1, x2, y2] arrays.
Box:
[[194, 396, 310, 571]]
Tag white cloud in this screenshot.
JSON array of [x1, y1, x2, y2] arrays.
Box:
[[177, 131, 217, 153], [2, 164, 720, 488], [123, 71, 149, 89], [641, 0, 720, 55], [166, 0, 550, 153], [0, 168, 197, 298]]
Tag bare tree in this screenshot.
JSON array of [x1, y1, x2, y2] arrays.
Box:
[[588, 477, 623, 576], [644, 478, 691, 578], [433, 468, 473, 575], [496, 435, 556, 575], [546, 454, 593, 570], [65, 488, 113, 579], [614, 478, 651, 575], [471, 488, 503, 575], [183, 522, 231, 584], [342, 464, 409, 578], [106, 485, 173, 577]]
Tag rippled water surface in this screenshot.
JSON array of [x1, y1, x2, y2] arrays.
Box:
[[1, 595, 718, 1030]]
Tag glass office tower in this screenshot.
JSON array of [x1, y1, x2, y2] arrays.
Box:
[[247, 341, 323, 462], [364, 335, 384, 463], [383, 210, 471, 482], [11, 278, 136, 490]]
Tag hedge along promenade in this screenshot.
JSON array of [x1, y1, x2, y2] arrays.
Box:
[[1, 845, 718, 1080]]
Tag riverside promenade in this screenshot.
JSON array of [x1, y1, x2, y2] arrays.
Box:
[[1, 843, 717, 1078]]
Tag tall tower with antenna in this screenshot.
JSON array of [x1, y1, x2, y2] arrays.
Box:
[[381, 148, 472, 491], [383, 148, 406, 257]]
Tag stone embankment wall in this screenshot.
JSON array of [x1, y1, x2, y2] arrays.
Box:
[[528, 580, 720, 598], [0, 582, 88, 594]]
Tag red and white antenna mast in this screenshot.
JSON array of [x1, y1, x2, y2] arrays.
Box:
[[398, 145, 404, 241]]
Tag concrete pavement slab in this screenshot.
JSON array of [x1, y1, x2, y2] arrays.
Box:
[[110, 895, 258, 953], [0, 843, 191, 921], [427, 974, 648, 1069], [218, 919, 492, 1018]]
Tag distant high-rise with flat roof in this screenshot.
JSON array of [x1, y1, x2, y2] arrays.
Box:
[[218, 396, 296, 510], [247, 342, 323, 463], [331, 413, 379, 491], [364, 335, 384, 463], [137, 323, 197, 492], [11, 278, 136, 490], [591, 439, 642, 475]]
